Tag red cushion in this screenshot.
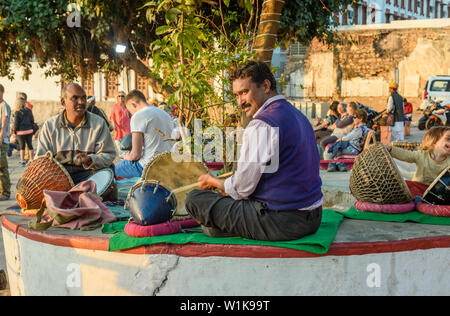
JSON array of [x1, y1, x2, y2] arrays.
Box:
[[354, 201, 415, 214], [416, 202, 450, 217]]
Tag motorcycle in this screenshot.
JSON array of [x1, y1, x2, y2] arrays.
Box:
[[418, 100, 450, 130]]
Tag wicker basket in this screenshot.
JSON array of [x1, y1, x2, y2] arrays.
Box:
[[349, 142, 412, 204], [16, 152, 74, 212]]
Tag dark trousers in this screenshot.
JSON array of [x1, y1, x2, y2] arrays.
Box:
[[185, 189, 322, 241]]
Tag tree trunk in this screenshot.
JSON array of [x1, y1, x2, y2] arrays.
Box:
[[252, 0, 285, 66], [240, 0, 285, 128]]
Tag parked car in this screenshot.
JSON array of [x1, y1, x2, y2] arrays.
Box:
[[419, 75, 450, 111]]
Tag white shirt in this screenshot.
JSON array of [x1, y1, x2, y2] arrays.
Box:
[[224, 95, 323, 210], [131, 106, 174, 167]]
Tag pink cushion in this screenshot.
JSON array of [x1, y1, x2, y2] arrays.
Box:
[[125, 219, 199, 237], [354, 201, 415, 214], [416, 202, 450, 217]]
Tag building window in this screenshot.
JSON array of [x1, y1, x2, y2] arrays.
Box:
[[135, 74, 149, 99], [362, 5, 367, 24], [288, 42, 307, 56], [105, 74, 119, 99], [81, 75, 95, 97], [385, 8, 391, 22]]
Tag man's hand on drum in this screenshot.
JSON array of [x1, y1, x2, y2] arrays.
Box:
[[74, 153, 93, 168], [198, 174, 228, 196]]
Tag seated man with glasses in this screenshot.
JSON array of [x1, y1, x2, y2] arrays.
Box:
[[36, 83, 117, 186]]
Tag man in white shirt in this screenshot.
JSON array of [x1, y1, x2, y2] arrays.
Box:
[[115, 90, 174, 178]]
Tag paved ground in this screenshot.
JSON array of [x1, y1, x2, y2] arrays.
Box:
[[0, 123, 427, 296]]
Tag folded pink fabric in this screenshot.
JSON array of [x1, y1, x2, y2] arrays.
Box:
[[124, 219, 199, 237], [30, 180, 116, 231]]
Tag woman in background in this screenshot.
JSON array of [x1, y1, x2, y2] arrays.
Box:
[[12, 97, 35, 166]]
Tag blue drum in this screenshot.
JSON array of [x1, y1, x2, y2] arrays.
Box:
[[126, 180, 177, 226]]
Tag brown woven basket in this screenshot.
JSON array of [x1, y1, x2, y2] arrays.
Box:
[[349, 142, 412, 204], [16, 152, 74, 211]]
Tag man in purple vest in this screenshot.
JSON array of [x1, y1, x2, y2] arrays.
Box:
[[185, 61, 323, 241]]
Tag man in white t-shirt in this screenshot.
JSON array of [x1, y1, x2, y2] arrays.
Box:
[[115, 90, 174, 178]]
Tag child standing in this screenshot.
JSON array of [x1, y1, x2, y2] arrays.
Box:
[[387, 126, 450, 198]]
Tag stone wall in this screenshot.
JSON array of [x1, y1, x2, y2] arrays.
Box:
[[285, 19, 450, 113]]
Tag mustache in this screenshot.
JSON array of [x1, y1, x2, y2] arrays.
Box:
[[241, 103, 251, 110]]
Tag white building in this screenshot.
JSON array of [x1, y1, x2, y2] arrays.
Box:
[[338, 0, 450, 25]]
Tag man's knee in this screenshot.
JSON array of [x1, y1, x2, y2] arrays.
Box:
[[185, 189, 204, 212]]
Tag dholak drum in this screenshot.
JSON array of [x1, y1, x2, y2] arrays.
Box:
[[126, 179, 177, 226], [140, 152, 209, 220], [422, 166, 450, 205], [16, 152, 74, 214], [87, 168, 118, 201]]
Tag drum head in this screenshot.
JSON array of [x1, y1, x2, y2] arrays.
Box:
[[423, 166, 450, 205], [142, 152, 209, 216], [89, 169, 114, 196]]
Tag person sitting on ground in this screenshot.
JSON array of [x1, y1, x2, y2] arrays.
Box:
[[314, 101, 339, 143], [12, 97, 35, 166], [114, 90, 174, 178], [185, 60, 323, 241], [325, 109, 369, 172], [318, 101, 358, 165], [36, 83, 117, 185], [386, 126, 449, 199], [319, 102, 356, 152]]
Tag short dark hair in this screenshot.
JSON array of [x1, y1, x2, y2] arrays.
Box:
[[330, 101, 339, 112], [0, 84, 4, 93], [125, 89, 147, 104], [348, 102, 358, 112], [61, 83, 84, 99], [230, 61, 277, 92], [354, 109, 368, 123]]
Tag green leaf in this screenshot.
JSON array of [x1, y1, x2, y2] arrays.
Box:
[[155, 25, 173, 35]]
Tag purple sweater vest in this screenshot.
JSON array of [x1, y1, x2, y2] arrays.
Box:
[[250, 98, 323, 210]]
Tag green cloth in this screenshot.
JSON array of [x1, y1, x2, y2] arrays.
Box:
[[336, 206, 450, 225], [102, 209, 345, 254]]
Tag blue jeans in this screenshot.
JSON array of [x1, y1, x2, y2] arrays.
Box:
[[115, 160, 143, 178]]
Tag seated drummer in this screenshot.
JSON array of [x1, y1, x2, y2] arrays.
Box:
[[387, 126, 449, 199], [35, 83, 117, 185], [185, 61, 323, 241]]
